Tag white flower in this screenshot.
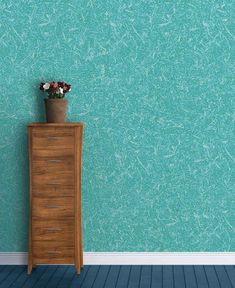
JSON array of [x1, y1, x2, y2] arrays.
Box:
[[59, 87, 64, 94], [43, 83, 50, 90]]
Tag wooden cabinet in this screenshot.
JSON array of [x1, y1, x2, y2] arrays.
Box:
[[28, 123, 83, 274]]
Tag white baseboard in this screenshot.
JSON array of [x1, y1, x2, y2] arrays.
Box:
[[0, 252, 234, 265]]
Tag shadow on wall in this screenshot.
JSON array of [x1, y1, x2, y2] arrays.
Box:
[[34, 81, 46, 123], [16, 82, 46, 251]]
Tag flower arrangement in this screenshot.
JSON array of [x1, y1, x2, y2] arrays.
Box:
[[40, 81, 71, 99]]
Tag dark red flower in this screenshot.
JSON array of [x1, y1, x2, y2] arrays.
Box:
[[58, 81, 65, 88], [50, 81, 59, 92], [63, 84, 71, 92]]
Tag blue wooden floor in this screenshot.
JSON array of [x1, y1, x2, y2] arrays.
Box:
[[0, 265, 235, 287]]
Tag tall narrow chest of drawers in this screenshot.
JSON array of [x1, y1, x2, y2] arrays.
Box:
[[28, 123, 83, 274]]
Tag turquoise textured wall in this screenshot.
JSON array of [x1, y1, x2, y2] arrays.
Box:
[[0, 1, 234, 252]]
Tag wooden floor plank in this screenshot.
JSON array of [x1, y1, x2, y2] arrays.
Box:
[[92, 265, 110, 288], [224, 266, 235, 288], [139, 265, 151, 288], [174, 265, 185, 288], [57, 266, 76, 288], [194, 266, 209, 288], [204, 265, 220, 288], [0, 266, 25, 288], [214, 265, 232, 288], [30, 266, 58, 288], [22, 266, 47, 288], [183, 265, 197, 288], [128, 265, 141, 288], [10, 266, 29, 288], [73, 265, 99, 288], [116, 265, 131, 288], [151, 265, 162, 287], [0, 266, 15, 283], [104, 265, 121, 288], [163, 265, 174, 288], [45, 265, 67, 288], [0, 267, 6, 273], [70, 265, 90, 288], [0, 265, 234, 288]]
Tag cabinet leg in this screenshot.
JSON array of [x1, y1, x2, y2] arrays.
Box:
[[80, 252, 84, 268], [76, 265, 81, 275], [27, 264, 33, 275]]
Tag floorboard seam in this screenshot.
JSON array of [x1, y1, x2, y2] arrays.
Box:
[[91, 265, 101, 288], [79, 265, 91, 288], [224, 266, 235, 288], [213, 265, 222, 288], [203, 265, 210, 288], [0, 266, 16, 286], [55, 266, 69, 288], [114, 266, 121, 288], [150, 265, 153, 288], [127, 266, 132, 288], [8, 267, 25, 288], [138, 266, 142, 288], [192, 265, 198, 288], [182, 265, 187, 288], [102, 265, 111, 288], [28, 265, 48, 288]]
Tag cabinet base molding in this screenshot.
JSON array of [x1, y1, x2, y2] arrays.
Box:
[[1, 252, 234, 265]]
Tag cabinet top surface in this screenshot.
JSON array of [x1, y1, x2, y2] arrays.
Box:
[[28, 122, 83, 127]]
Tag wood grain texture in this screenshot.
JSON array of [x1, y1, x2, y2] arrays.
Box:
[[32, 186, 74, 198], [75, 126, 83, 272], [32, 219, 75, 242], [33, 241, 74, 264], [27, 127, 33, 274], [28, 124, 83, 274], [32, 197, 74, 218]]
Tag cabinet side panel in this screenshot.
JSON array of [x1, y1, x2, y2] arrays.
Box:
[[28, 126, 33, 274], [74, 126, 83, 273]]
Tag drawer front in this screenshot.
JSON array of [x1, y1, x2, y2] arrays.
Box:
[[32, 219, 74, 242], [33, 157, 74, 173], [33, 241, 74, 264], [32, 156, 74, 187], [32, 197, 74, 218], [32, 173, 74, 187], [33, 187, 74, 197], [32, 127, 74, 150], [32, 148, 74, 158]]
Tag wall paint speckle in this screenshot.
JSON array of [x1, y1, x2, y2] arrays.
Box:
[[0, 1, 234, 252]]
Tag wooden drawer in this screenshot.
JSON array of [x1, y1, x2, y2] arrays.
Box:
[[32, 173, 74, 187], [32, 171, 74, 188], [32, 219, 74, 242], [33, 156, 74, 173], [32, 197, 74, 218], [33, 241, 74, 264], [32, 127, 74, 150], [33, 186, 74, 197], [32, 148, 74, 158], [32, 156, 74, 187]]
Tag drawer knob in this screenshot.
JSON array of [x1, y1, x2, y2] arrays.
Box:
[[46, 228, 63, 232], [47, 182, 61, 186], [45, 204, 61, 209], [47, 136, 63, 140], [47, 159, 62, 163], [47, 251, 62, 255]]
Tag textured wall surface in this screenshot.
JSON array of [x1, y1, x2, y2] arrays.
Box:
[[0, 1, 234, 252]]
